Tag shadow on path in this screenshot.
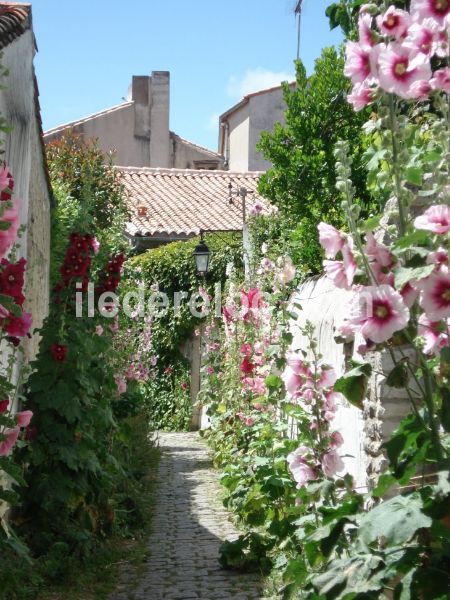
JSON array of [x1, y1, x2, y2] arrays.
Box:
[[109, 432, 263, 600]]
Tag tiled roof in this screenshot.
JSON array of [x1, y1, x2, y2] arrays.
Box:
[[0, 2, 31, 50], [118, 167, 271, 237]]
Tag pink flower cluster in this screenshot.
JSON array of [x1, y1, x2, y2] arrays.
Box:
[[345, 2, 450, 109], [0, 408, 33, 457], [319, 204, 450, 352]]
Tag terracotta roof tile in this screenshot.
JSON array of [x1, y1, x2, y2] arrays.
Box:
[[0, 3, 30, 50], [117, 167, 271, 238]]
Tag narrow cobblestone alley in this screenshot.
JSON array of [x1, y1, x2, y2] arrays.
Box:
[[109, 432, 263, 600]]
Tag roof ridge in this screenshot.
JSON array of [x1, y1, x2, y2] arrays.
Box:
[[115, 166, 264, 177], [170, 132, 221, 158], [44, 101, 134, 135]]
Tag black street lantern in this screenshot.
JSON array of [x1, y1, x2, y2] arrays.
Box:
[[193, 235, 210, 275]]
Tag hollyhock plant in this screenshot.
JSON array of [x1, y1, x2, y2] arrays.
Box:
[[0, 426, 20, 456], [318, 222, 346, 259], [414, 204, 450, 233], [321, 450, 345, 477], [405, 19, 441, 56], [348, 81, 377, 110], [323, 243, 356, 290], [344, 41, 374, 84], [16, 410, 33, 428], [418, 313, 448, 354], [358, 12, 377, 48], [377, 42, 432, 99], [376, 6, 410, 39], [347, 285, 410, 343], [287, 446, 317, 488], [430, 67, 450, 92]]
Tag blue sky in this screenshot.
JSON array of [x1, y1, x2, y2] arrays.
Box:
[[30, 0, 342, 152]]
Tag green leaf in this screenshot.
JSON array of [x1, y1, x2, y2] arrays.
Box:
[[265, 374, 283, 390], [405, 166, 423, 186], [392, 230, 429, 250], [0, 294, 22, 318], [385, 362, 409, 389], [358, 493, 432, 545], [360, 214, 381, 232], [439, 387, 450, 432], [394, 264, 435, 290], [313, 554, 385, 596], [334, 361, 372, 408]]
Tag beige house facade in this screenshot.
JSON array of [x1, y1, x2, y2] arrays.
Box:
[[219, 83, 295, 172], [44, 72, 224, 171]]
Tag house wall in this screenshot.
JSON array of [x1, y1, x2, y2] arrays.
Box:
[[248, 87, 286, 171], [0, 30, 51, 396], [227, 107, 250, 172]]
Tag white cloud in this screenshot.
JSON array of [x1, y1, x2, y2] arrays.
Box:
[[226, 67, 294, 99]]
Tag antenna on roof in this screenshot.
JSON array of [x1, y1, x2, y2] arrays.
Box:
[[294, 0, 304, 61]]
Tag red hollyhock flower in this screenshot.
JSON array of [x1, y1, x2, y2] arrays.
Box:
[[69, 232, 90, 253], [240, 356, 255, 375], [0, 257, 26, 301], [25, 426, 38, 441], [51, 343, 68, 362], [5, 311, 32, 337], [0, 399, 9, 413]]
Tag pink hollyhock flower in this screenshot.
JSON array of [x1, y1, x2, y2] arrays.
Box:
[[16, 410, 33, 428], [324, 243, 356, 290], [250, 376, 267, 397], [240, 343, 253, 356], [348, 82, 377, 110], [245, 417, 254, 426], [430, 67, 450, 92], [206, 365, 214, 375], [318, 222, 345, 259], [427, 247, 448, 266], [0, 197, 21, 258], [337, 320, 356, 342], [114, 375, 127, 395], [419, 268, 450, 320], [0, 399, 8, 413], [358, 13, 377, 49], [365, 232, 394, 268], [276, 257, 296, 286], [91, 237, 100, 254], [301, 388, 314, 404], [321, 450, 345, 477], [0, 166, 13, 199], [330, 431, 344, 449], [376, 6, 410, 39], [318, 366, 337, 389], [5, 311, 32, 337], [324, 391, 340, 413], [400, 282, 420, 308], [405, 19, 441, 55], [95, 325, 103, 336], [287, 446, 317, 488], [410, 0, 450, 25], [418, 313, 448, 354], [282, 367, 302, 397], [347, 285, 410, 343], [408, 79, 433, 99], [414, 204, 450, 234], [286, 353, 312, 377], [0, 426, 20, 456], [378, 42, 432, 99], [260, 257, 274, 271], [240, 356, 255, 375], [344, 41, 373, 84]]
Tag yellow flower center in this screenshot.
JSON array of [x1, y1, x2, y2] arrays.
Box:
[[395, 62, 407, 76], [436, 0, 449, 11], [386, 15, 396, 27], [442, 289, 450, 301], [375, 306, 389, 319]]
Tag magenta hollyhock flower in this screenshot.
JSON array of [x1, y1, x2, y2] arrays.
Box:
[[347, 285, 410, 343], [0, 399, 8, 413], [377, 6, 410, 39], [344, 41, 373, 84], [206, 365, 214, 375], [0, 166, 13, 199], [411, 0, 450, 25], [348, 82, 377, 110], [240, 356, 255, 375], [0, 426, 20, 456], [318, 222, 345, 259], [321, 450, 345, 477], [378, 42, 432, 99], [16, 410, 33, 428], [358, 13, 377, 49], [414, 204, 450, 234], [287, 446, 317, 488], [0, 197, 21, 258], [418, 313, 448, 354], [430, 67, 450, 92], [419, 268, 450, 320]]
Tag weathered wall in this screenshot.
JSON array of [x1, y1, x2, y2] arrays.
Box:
[[0, 30, 51, 393], [227, 108, 250, 172], [248, 87, 286, 172]]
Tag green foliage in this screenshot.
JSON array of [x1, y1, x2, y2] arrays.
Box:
[[257, 48, 373, 277]]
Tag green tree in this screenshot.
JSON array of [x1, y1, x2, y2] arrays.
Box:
[[257, 48, 372, 276]]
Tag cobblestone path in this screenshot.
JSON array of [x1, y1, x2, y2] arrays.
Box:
[[110, 432, 263, 600]]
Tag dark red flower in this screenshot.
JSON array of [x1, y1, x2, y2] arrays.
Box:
[[240, 356, 255, 375], [51, 343, 68, 362], [0, 257, 26, 301], [0, 399, 9, 413], [25, 426, 38, 441], [0, 169, 14, 201], [5, 311, 32, 337]]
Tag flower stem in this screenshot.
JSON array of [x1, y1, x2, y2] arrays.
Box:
[[387, 95, 407, 237]]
